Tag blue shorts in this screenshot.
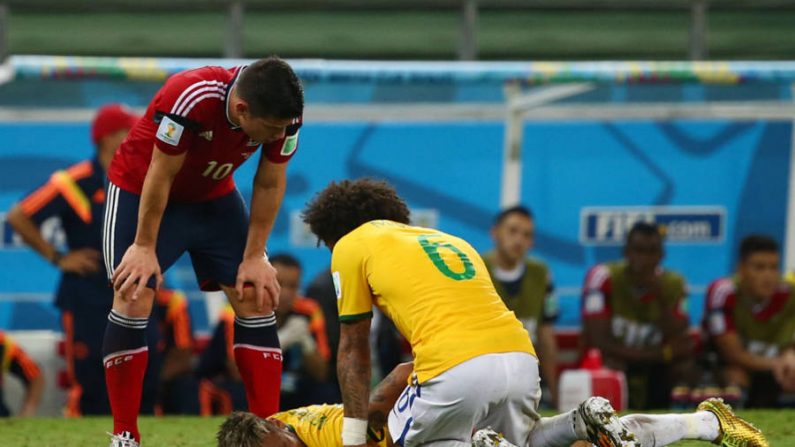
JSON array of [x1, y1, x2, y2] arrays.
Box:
[[103, 182, 248, 291]]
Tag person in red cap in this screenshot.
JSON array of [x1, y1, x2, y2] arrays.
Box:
[[7, 103, 140, 416]]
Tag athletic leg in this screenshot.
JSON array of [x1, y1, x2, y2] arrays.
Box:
[[621, 398, 767, 447], [188, 189, 282, 417], [525, 410, 587, 447], [102, 182, 186, 442], [619, 412, 719, 446], [527, 397, 639, 447], [222, 284, 282, 417]]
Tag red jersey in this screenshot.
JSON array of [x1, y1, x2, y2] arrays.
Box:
[[704, 277, 795, 356], [109, 66, 301, 202], [581, 262, 687, 348]]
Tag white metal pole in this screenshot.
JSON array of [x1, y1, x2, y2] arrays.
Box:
[[688, 0, 708, 60], [0, 4, 8, 63], [499, 82, 595, 208], [224, 1, 245, 59], [458, 0, 478, 61], [501, 82, 523, 208]]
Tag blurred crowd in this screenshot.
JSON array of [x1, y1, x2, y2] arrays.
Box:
[[1, 104, 794, 417], [485, 206, 795, 411]]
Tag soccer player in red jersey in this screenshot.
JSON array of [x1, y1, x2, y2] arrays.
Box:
[[581, 222, 695, 409], [704, 235, 795, 407], [102, 56, 303, 446]]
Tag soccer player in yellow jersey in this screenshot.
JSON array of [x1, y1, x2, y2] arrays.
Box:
[[300, 179, 641, 447]]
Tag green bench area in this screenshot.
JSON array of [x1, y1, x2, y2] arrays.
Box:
[[4, 4, 795, 60]]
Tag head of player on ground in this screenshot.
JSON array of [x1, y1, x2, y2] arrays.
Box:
[[737, 234, 780, 302], [229, 56, 304, 144], [301, 178, 411, 249], [491, 205, 535, 267], [623, 221, 664, 289], [217, 411, 303, 447]]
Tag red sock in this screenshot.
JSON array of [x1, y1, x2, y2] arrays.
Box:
[[103, 311, 149, 442], [104, 347, 148, 441], [234, 345, 283, 416], [233, 314, 282, 417]]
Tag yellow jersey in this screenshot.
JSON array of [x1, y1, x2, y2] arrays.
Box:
[[332, 220, 535, 383], [270, 404, 389, 447]]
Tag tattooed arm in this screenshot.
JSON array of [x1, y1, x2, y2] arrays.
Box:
[[338, 317, 373, 425], [368, 362, 413, 430]]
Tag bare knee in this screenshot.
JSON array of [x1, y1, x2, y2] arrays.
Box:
[[222, 285, 275, 318], [112, 288, 155, 318]]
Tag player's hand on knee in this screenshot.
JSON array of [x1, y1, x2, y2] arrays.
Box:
[[112, 243, 162, 300], [235, 256, 280, 312]]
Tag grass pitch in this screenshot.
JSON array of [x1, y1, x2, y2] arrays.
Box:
[[0, 410, 792, 447]]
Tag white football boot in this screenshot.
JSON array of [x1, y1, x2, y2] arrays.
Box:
[[108, 431, 140, 447], [472, 428, 519, 447], [578, 396, 639, 447]]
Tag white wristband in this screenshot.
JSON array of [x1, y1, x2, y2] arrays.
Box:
[[342, 417, 368, 445]]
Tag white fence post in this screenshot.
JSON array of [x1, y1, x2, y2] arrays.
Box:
[[224, 0, 245, 59], [0, 4, 8, 62], [458, 0, 478, 61], [689, 0, 708, 60]]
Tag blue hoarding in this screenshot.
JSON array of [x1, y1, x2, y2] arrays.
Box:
[[0, 120, 791, 331]]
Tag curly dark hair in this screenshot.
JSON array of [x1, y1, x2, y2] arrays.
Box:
[[217, 411, 276, 447], [302, 178, 411, 246]]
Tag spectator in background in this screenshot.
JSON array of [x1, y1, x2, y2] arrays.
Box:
[[704, 235, 795, 407], [151, 289, 198, 415], [482, 206, 559, 404], [270, 254, 336, 409], [0, 332, 43, 417], [581, 222, 695, 409], [304, 268, 340, 387], [6, 104, 140, 416]]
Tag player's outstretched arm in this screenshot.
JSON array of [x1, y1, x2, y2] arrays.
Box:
[[235, 156, 288, 311], [113, 146, 185, 299], [368, 362, 413, 430], [338, 317, 372, 447]]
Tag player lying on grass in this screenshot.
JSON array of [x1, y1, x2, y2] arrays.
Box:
[[216, 362, 767, 447]]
